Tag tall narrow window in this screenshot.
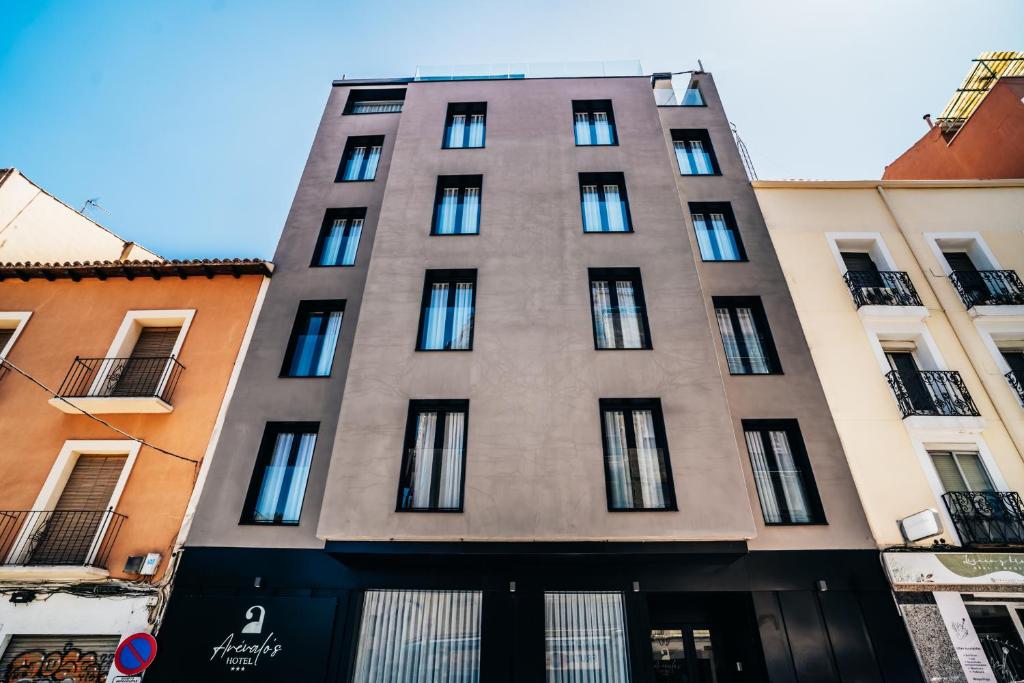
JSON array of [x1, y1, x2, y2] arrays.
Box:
[[343, 88, 405, 114], [573, 100, 617, 146], [443, 102, 486, 148], [579, 172, 632, 233], [930, 451, 994, 492], [241, 422, 318, 524], [545, 592, 630, 682], [432, 175, 482, 235], [743, 420, 824, 525], [337, 135, 384, 182], [417, 271, 476, 351], [398, 400, 468, 511], [600, 399, 676, 511], [712, 297, 781, 375], [281, 301, 344, 377], [689, 202, 745, 261], [312, 208, 365, 266], [672, 129, 719, 175], [353, 590, 482, 683], [589, 269, 652, 349]]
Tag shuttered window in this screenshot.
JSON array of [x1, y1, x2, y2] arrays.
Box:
[[112, 326, 180, 397], [930, 451, 994, 492], [0, 634, 120, 682]]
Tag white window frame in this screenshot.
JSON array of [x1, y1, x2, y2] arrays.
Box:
[[826, 232, 901, 274], [974, 317, 1024, 407], [924, 232, 1002, 275], [89, 309, 195, 397], [0, 311, 32, 360]]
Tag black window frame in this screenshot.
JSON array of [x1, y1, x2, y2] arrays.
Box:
[[741, 419, 826, 526], [431, 175, 483, 236], [415, 269, 478, 352], [598, 398, 678, 512], [239, 421, 320, 526], [687, 202, 747, 262], [588, 268, 653, 350], [578, 172, 633, 234], [310, 208, 367, 267], [670, 129, 721, 176], [342, 88, 406, 115], [280, 300, 346, 377], [711, 296, 783, 375], [442, 102, 487, 149], [572, 99, 619, 146], [396, 399, 470, 513], [335, 135, 385, 183]]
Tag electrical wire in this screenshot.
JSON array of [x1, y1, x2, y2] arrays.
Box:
[[1, 358, 200, 466]]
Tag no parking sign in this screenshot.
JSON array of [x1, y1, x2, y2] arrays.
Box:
[[114, 632, 158, 677]]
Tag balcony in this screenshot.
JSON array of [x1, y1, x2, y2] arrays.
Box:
[[0, 509, 126, 579], [885, 369, 980, 418], [843, 271, 923, 308], [1007, 370, 1024, 404], [942, 491, 1024, 547], [49, 356, 184, 414], [949, 270, 1024, 309]]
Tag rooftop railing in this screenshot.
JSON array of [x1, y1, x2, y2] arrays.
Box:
[[414, 60, 643, 81]]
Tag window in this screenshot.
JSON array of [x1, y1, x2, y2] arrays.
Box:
[[417, 270, 476, 351], [432, 175, 482, 235], [689, 202, 745, 261], [241, 423, 318, 524], [281, 301, 344, 377], [397, 400, 468, 511], [336, 135, 384, 182], [930, 451, 994, 492], [545, 592, 630, 682], [651, 627, 719, 683], [579, 172, 632, 233], [573, 100, 617, 145], [443, 102, 486, 148], [712, 297, 781, 375], [0, 312, 30, 362], [589, 269, 652, 350], [353, 590, 482, 683], [743, 420, 824, 525], [343, 88, 405, 114], [312, 209, 364, 266], [600, 399, 676, 510], [680, 81, 705, 106], [672, 129, 719, 175]]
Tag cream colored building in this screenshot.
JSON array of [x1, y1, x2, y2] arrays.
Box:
[[0, 168, 159, 263], [756, 178, 1024, 683]]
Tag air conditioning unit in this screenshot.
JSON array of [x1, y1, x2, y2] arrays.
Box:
[[899, 509, 942, 542], [124, 552, 162, 576]]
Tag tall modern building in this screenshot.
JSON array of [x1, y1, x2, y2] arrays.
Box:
[[149, 62, 919, 682]]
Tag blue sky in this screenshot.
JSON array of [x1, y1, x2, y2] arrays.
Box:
[[1, 0, 1020, 259]]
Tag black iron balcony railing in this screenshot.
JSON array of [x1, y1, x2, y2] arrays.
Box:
[[949, 270, 1024, 308], [942, 491, 1024, 546], [885, 369, 981, 418], [0, 509, 126, 568], [57, 356, 184, 404], [843, 271, 922, 308], [1007, 370, 1024, 404]]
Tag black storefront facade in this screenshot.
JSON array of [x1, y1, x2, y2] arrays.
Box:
[[147, 544, 921, 682]]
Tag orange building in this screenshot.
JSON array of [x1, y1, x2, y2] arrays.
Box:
[[0, 258, 270, 681]]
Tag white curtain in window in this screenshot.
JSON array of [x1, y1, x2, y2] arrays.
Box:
[[320, 219, 346, 265], [581, 185, 601, 231], [544, 592, 630, 683], [344, 146, 367, 180], [448, 114, 466, 148], [461, 188, 480, 233], [314, 310, 343, 376], [281, 433, 315, 522], [735, 308, 769, 373], [633, 409, 665, 508], [253, 433, 293, 521], [468, 114, 485, 147], [364, 145, 382, 179], [709, 212, 738, 260], [411, 412, 437, 509], [593, 112, 612, 144], [615, 280, 643, 349], [769, 431, 810, 523], [439, 412, 465, 508], [451, 283, 474, 349], [422, 283, 450, 350], [353, 590, 482, 683], [437, 188, 460, 234], [745, 431, 781, 524], [342, 219, 363, 265], [692, 213, 715, 260], [591, 281, 616, 349], [574, 113, 592, 145], [603, 411, 631, 508], [603, 185, 625, 232], [689, 140, 711, 174], [715, 308, 744, 374]]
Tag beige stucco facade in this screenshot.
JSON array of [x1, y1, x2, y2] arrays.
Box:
[[755, 179, 1024, 547]]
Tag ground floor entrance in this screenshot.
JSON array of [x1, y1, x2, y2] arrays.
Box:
[[147, 545, 921, 682]]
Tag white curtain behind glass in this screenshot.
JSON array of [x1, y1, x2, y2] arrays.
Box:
[[468, 115, 485, 147], [769, 431, 810, 522], [593, 112, 612, 144], [253, 431, 316, 523], [439, 412, 465, 508], [422, 284, 450, 349], [364, 145, 381, 179], [320, 218, 363, 266], [280, 434, 315, 522], [314, 311, 343, 376], [544, 592, 630, 683], [344, 146, 366, 180], [353, 590, 482, 683], [437, 188, 460, 234], [603, 185, 625, 231], [451, 283, 474, 349], [735, 308, 769, 373], [448, 114, 466, 148], [603, 411, 631, 507], [715, 308, 744, 374], [581, 185, 601, 231], [591, 281, 616, 348], [633, 410, 665, 508], [574, 113, 592, 145], [411, 412, 437, 509], [461, 188, 480, 233], [615, 280, 643, 348], [253, 433, 293, 521], [691, 212, 739, 261]]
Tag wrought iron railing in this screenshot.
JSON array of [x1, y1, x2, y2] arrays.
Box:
[[949, 270, 1024, 308], [942, 491, 1024, 546], [57, 356, 184, 404], [843, 271, 922, 308], [0, 509, 126, 568], [1007, 370, 1024, 404], [885, 369, 980, 418]]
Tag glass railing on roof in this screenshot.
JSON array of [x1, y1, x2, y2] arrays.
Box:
[[414, 60, 643, 81], [653, 74, 704, 106]]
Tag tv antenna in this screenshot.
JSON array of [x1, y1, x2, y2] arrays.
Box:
[[80, 198, 111, 218]]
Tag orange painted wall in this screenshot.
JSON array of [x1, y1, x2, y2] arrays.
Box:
[[884, 78, 1024, 179], [0, 273, 264, 580]]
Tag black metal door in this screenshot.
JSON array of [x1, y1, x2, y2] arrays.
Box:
[[886, 352, 936, 414]]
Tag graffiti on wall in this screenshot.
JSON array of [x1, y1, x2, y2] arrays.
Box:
[[3, 642, 114, 683]]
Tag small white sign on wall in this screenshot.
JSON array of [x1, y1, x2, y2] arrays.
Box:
[[933, 592, 997, 683]]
